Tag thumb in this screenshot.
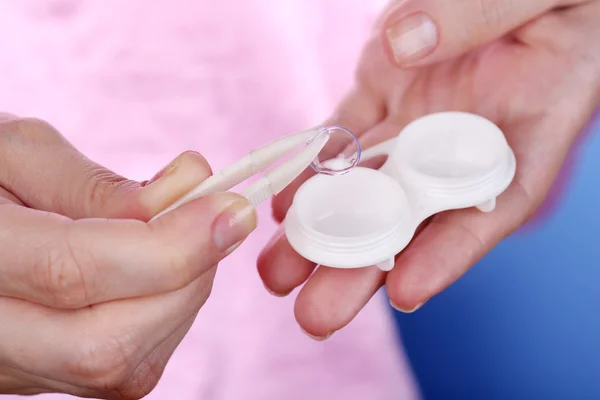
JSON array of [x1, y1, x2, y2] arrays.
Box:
[[85, 149, 213, 221], [0, 116, 211, 220], [381, 0, 561, 67]]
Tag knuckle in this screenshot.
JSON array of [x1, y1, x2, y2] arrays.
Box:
[[146, 224, 203, 290], [184, 268, 217, 306], [200, 270, 216, 299], [19, 116, 55, 131], [514, 180, 542, 223], [0, 116, 64, 149], [13, 117, 62, 141], [163, 242, 199, 289], [68, 334, 136, 391], [34, 225, 96, 308], [82, 164, 136, 216], [38, 247, 88, 309], [0, 117, 14, 143], [115, 360, 166, 400]]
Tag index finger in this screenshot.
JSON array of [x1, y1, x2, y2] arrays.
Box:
[[0, 191, 257, 309]]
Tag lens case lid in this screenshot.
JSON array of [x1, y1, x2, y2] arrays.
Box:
[[284, 112, 517, 271]]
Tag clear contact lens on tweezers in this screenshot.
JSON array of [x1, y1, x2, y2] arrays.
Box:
[[308, 125, 361, 175]]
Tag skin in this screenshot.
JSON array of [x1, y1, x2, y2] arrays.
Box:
[[1, 0, 599, 397], [259, 0, 600, 339], [0, 115, 257, 398]]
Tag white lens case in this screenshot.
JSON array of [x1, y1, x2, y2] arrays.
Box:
[[284, 112, 517, 271]]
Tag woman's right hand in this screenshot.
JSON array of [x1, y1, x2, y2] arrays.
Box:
[[0, 114, 257, 399]]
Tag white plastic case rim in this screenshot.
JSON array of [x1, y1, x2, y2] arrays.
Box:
[[284, 112, 517, 271]]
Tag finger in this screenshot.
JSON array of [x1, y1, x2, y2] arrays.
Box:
[[0, 364, 98, 398], [0, 268, 214, 391], [0, 365, 49, 395], [294, 266, 386, 339], [84, 276, 213, 398], [0, 192, 256, 308], [135, 150, 214, 219], [380, 0, 584, 68], [271, 87, 386, 222], [386, 184, 532, 312], [15, 311, 199, 399], [105, 311, 201, 399], [257, 227, 317, 296], [0, 116, 211, 219]]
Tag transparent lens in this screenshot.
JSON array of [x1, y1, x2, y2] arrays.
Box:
[[308, 126, 361, 175]]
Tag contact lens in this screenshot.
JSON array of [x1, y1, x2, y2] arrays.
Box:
[[308, 126, 361, 175]]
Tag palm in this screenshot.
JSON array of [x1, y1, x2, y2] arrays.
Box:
[[261, 12, 599, 337]]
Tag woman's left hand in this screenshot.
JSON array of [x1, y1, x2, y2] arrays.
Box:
[[258, 0, 600, 339]]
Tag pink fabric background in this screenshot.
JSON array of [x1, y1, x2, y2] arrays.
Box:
[[0, 1, 419, 399]]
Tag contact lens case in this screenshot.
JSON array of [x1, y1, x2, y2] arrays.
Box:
[[284, 112, 517, 271]]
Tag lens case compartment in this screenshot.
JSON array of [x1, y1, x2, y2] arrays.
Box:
[[285, 112, 517, 271]]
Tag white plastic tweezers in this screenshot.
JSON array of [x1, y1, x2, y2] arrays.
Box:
[[150, 127, 329, 221]]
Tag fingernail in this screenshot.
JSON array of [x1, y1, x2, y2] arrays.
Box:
[[390, 299, 426, 313], [301, 327, 333, 342], [147, 157, 180, 186], [386, 12, 438, 65], [138, 155, 181, 217], [212, 199, 257, 252], [140, 151, 210, 216]]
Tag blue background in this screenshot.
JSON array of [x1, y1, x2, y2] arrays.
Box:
[[393, 118, 600, 399]]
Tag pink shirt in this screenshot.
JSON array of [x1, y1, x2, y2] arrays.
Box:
[[0, 1, 419, 399]]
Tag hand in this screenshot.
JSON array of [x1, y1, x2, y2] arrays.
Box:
[[258, 0, 600, 339], [0, 114, 257, 398]]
